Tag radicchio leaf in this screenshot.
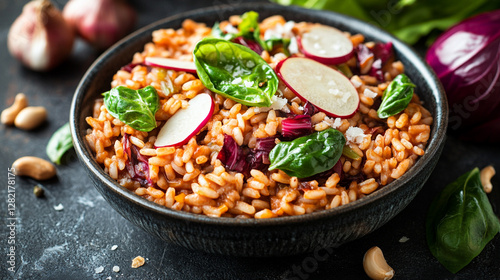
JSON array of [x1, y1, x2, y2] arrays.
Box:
[[281, 115, 313, 138], [217, 134, 249, 173], [123, 133, 153, 187]]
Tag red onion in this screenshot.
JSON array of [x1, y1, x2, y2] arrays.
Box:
[[426, 10, 500, 142], [7, 0, 75, 71], [63, 0, 136, 50]]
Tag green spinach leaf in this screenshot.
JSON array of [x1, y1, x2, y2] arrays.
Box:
[[426, 168, 500, 273], [46, 122, 73, 165], [268, 128, 345, 178], [193, 38, 278, 107], [342, 145, 361, 160], [377, 74, 415, 118], [212, 11, 283, 53], [103, 86, 160, 132]]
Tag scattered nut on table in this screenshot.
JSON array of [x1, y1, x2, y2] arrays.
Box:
[[131, 256, 145, 268], [14, 106, 47, 130], [363, 246, 394, 280], [1, 93, 28, 125], [480, 165, 495, 193], [12, 156, 56, 180]]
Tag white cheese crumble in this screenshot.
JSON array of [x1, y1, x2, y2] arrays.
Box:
[[363, 88, 378, 98], [232, 77, 242, 84], [351, 78, 362, 88], [345, 127, 367, 145], [288, 37, 299, 54], [113, 266, 120, 273], [95, 266, 104, 274], [253, 95, 290, 113], [53, 204, 64, 211], [263, 21, 295, 40], [224, 24, 239, 34], [322, 116, 342, 129], [243, 80, 254, 87], [111, 245, 118, 251], [399, 236, 410, 243]]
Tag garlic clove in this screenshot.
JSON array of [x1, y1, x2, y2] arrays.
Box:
[[8, 0, 75, 71], [63, 0, 136, 50]]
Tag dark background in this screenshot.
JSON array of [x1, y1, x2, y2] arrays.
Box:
[[1, 0, 499, 279]]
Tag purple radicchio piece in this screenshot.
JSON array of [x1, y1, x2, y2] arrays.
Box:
[[123, 133, 153, 187]]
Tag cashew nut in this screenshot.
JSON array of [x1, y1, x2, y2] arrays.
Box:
[[12, 156, 56, 180], [1, 93, 28, 125], [363, 246, 394, 280], [480, 165, 495, 194], [14, 106, 47, 130]]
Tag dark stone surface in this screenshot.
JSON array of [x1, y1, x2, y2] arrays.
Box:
[[0, 1, 499, 279]]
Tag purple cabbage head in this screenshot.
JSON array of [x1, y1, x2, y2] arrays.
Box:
[[426, 10, 500, 142]]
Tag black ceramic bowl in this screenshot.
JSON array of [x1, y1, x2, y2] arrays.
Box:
[[70, 3, 448, 256]]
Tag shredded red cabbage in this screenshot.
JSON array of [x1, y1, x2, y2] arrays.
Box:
[[281, 115, 313, 138], [355, 44, 373, 71], [218, 135, 277, 174], [233, 36, 264, 54], [120, 63, 145, 73], [356, 42, 394, 81], [249, 137, 276, 171], [217, 134, 250, 173], [371, 42, 394, 65], [303, 101, 318, 116], [123, 134, 153, 187]]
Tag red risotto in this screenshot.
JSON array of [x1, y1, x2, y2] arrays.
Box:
[[85, 13, 433, 218]]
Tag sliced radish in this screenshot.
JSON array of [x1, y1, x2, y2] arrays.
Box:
[[276, 57, 359, 118], [299, 25, 354, 65], [154, 93, 214, 147], [144, 57, 197, 73]]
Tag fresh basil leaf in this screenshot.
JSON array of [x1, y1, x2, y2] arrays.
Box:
[[377, 74, 415, 118], [268, 128, 345, 178], [193, 38, 278, 107], [103, 86, 160, 132], [426, 168, 500, 273], [46, 122, 73, 165]]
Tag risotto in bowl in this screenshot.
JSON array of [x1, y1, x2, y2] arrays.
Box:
[[70, 3, 447, 256]]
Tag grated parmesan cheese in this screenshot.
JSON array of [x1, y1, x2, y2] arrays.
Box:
[[253, 95, 290, 113], [363, 88, 378, 98], [322, 116, 342, 129], [224, 24, 239, 34], [345, 127, 366, 145], [351, 78, 362, 88], [95, 266, 104, 274], [288, 37, 299, 54], [53, 204, 64, 211]]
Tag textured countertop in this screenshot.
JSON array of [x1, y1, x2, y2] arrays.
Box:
[[1, 1, 499, 279]]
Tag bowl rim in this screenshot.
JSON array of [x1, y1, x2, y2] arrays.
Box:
[[70, 2, 448, 227]]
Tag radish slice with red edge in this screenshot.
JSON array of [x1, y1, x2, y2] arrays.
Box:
[[144, 57, 197, 73], [277, 57, 359, 118], [154, 93, 214, 147], [299, 25, 354, 65]]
